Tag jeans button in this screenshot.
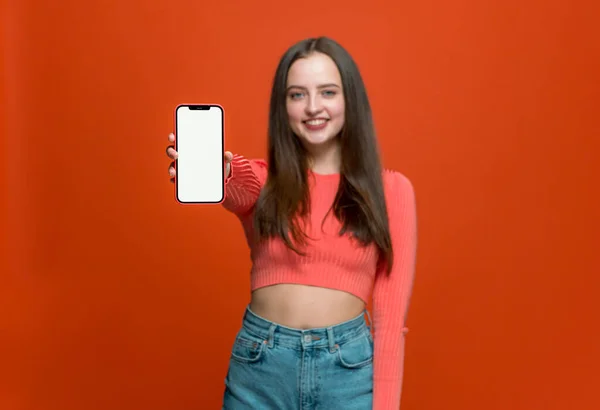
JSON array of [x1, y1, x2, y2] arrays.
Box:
[[303, 334, 311, 343]]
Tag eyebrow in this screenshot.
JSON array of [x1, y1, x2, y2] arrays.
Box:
[[286, 83, 341, 91]]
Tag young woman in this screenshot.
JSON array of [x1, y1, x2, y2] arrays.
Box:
[[166, 37, 417, 410]]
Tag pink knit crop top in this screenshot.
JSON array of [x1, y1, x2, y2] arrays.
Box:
[[222, 154, 418, 410]]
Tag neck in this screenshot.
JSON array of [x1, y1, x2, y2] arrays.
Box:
[[307, 140, 341, 175]]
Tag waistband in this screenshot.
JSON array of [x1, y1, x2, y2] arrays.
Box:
[[240, 305, 372, 351]]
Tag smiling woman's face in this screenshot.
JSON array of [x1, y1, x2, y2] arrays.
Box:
[[285, 52, 345, 152]]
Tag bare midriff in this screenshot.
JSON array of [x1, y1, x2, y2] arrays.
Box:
[[250, 284, 366, 329]]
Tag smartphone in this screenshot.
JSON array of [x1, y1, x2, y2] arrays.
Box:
[[174, 104, 225, 204]]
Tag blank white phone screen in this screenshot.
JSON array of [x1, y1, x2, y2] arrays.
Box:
[[175, 105, 224, 204]]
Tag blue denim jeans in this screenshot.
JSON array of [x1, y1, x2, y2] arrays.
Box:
[[222, 306, 374, 409]]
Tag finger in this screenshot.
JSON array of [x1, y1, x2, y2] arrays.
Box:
[[224, 151, 233, 162], [170, 177, 175, 184], [166, 145, 178, 159], [168, 133, 175, 142], [169, 162, 176, 177]]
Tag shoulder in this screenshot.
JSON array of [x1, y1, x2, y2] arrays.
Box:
[[382, 169, 415, 200], [382, 170, 418, 242], [381, 169, 417, 219]]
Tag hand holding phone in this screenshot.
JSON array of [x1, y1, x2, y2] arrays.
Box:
[[169, 104, 230, 204], [167, 135, 232, 182]]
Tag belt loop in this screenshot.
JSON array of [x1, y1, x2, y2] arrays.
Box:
[[364, 309, 372, 327], [267, 324, 276, 348], [326, 327, 336, 353]]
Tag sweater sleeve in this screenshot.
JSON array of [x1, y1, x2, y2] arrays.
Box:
[[371, 172, 418, 410], [222, 154, 268, 216]]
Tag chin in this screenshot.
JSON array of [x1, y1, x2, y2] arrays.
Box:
[[299, 132, 337, 147], [298, 126, 341, 146]]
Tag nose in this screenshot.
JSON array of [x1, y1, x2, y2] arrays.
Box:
[[305, 94, 323, 116]]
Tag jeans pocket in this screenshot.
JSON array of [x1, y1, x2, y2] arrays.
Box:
[[230, 328, 267, 364], [336, 332, 374, 369]]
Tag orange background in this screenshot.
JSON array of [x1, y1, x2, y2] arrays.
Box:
[[2, 1, 599, 409]]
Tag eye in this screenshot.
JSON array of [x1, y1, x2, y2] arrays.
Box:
[[289, 92, 304, 100], [322, 90, 337, 97]]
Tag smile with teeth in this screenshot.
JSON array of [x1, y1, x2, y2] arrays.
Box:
[[304, 119, 328, 125]]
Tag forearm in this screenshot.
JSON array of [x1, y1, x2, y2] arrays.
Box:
[[222, 155, 268, 215]]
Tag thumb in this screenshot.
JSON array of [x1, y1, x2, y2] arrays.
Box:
[[224, 151, 233, 163]]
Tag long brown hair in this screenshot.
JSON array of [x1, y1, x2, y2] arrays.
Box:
[[253, 37, 394, 274]]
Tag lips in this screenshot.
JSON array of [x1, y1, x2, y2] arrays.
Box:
[[304, 118, 329, 126], [303, 118, 329, 131]]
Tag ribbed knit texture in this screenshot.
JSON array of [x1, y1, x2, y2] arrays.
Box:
[[222, 154, 417, 410]]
